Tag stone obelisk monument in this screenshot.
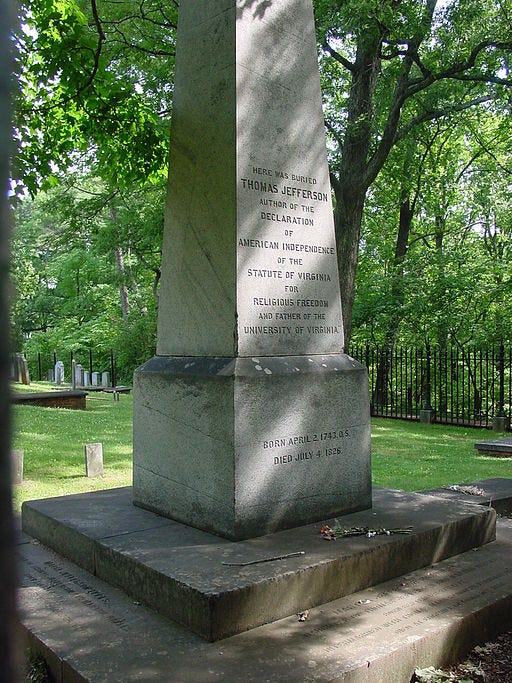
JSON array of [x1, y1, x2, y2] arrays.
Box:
[[133, 0, 371, 540]]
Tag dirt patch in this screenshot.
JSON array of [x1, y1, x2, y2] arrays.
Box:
[[412, 629, 512, 682]]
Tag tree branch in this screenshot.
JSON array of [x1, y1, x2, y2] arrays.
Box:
[[394, 96, 492, 143], [405, 40, 512, 98], [323, 38, 355, 72]]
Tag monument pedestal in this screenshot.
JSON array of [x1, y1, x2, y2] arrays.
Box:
[[134, 354, 371, 540], [21, 486, 498, 642]]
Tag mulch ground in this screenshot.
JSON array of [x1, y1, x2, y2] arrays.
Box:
[[412, 629, 512, 682]]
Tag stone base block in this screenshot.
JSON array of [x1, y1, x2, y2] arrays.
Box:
[[476, 436, 512, 457], [133, 354, 371, 540], [419, 408, 435, 424], [492, 415, 510, 432], [17, 518, 512, 683], [21, 486, 496, 642]]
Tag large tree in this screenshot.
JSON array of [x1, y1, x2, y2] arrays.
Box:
[[317, 0, 512, 343], [11, 0, 512, 350]]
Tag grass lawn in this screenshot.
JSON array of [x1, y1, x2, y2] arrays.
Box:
[[371, 418, 511, 491], [11, 382, 133, 510], [10, 382, 511, 509]]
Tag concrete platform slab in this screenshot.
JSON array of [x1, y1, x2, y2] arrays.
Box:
[[475, 437, 512, 457], [22, 487, 496, 640], [17, 518, 512, 683], [418, 478, 512, 515]]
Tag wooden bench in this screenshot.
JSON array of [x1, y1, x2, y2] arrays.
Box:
[[475, 437, 512, 458], [11, 390, 87, 410]]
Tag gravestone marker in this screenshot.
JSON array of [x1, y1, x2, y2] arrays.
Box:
[[47, 369, 55, 382], [11, 449, 23, 485], [15, 353, 30, 385], [101, 372, 110, 387], [83, 371, 90, 387], [133, 0, 371, 540], [91, 372, 99, 386], [74, 364, 84, 387], [54, 360, 64, 385], [84, 443, 103, 478]]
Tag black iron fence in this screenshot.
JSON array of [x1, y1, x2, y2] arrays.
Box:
[[16, 343, 512, 430], [21, 348, 117, 387], [349, 343, 511, 430]]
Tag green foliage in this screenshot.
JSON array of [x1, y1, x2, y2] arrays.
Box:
[[11, 0, 512, 359], [114, 311, 157, 382], [11, 174, 165, 381], [352, 108, 512, 346], [24, 650, 50, 683], [12, 0, 176, 195]]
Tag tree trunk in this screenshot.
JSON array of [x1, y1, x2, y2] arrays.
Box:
[[115, 246, 130, 320], [332, 31, 384, 346], [372, 187, 414, 408], [109, 206, 130, 320], [0, 0, 19, 677], [334, 188, 366, 346]]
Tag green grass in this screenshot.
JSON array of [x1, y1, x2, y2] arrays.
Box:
[[10, 383, 511, 510], [371, 418, 512, 491], [11, 383, 133, 510]]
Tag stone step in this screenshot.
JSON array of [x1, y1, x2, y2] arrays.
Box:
[[22, 486, 496, 641], [17, 517, 512, 683], [418, 477, 512, 515]]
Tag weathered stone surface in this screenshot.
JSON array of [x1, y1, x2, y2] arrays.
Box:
[[475, 437, 512, 457], [11, 449, 23, 485], [17, 515, 512, 682], [157, 0, 342, 358], [84, 443, 103, 478], [418, 477, 512, 515], [133, 0, 371, 538], [134, 354, 371, 539], [22, 486, 496, 641]]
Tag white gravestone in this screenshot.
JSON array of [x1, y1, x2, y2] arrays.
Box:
[[84, 443, 103, 478], [54, 361, 64, 385]]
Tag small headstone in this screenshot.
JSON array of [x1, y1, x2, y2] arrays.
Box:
[[75, 364, 84, 387], [13, 353, 22, 382], [419, 409, 435, 424], [91, 372, 100, 386], [71, 360, 76, 390], [492, 415, 510, 432], [54, 361, 65, 385], [16, 353, 30, 385], [83, 371, 90, 387], [47, 369, 55, 382], [84, 443, 104, 477], [101, 372, 110, 387], [11, 449, 23, 485]]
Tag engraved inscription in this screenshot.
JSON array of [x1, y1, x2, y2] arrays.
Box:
[[237, 162, 343, 353], [263, 429, 352, 465]]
